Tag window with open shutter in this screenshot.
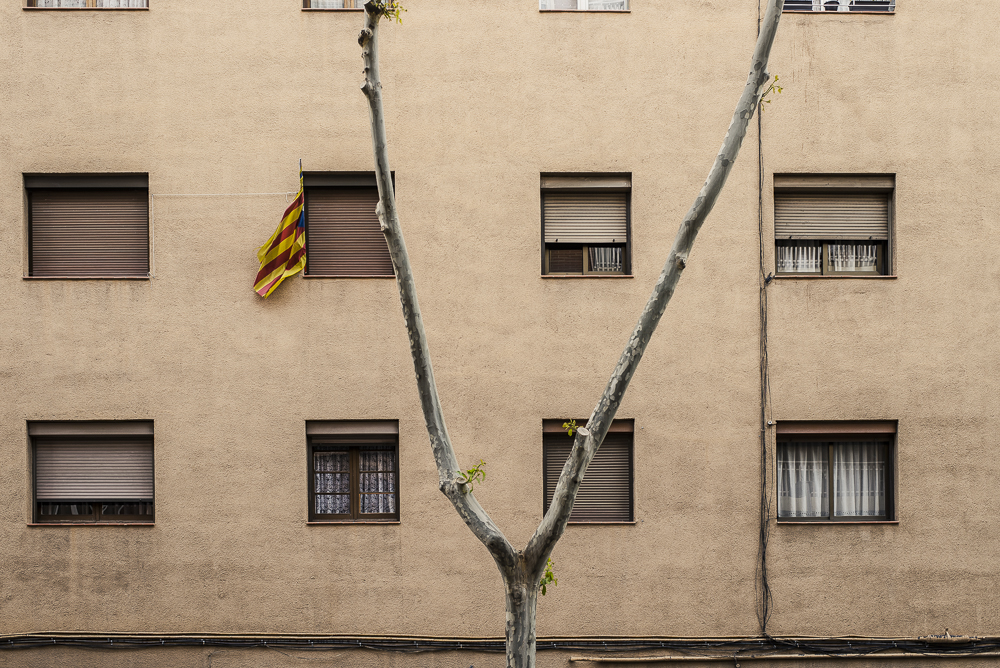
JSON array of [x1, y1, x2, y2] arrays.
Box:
[[303, 173, 394, 278], [25, 174, 149, 278], [30, 421, 154, 524], [773, 174, 893, 276], [542, 419, 633, 523], [541, 174, 631, 276]]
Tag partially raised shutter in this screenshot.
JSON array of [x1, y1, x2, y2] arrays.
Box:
[[774, 192, 889, 240], [35, 439, 154, 500], [305, 188, 394, 277], [543, 192, 627, 244], [544, 432, 632, 522], [29, 189, 149, 277]]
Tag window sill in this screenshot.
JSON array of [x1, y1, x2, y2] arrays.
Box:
[[567, 520, 637, 525], [302, 275, 394, 279], [301, 8, 363, 10], [23, 275, 151, 280], [541, 274, 634, 279], [783, 10, 894, 14], [778, 520, 898, 525], [307, 520, 400, 525], [28, 522, 155, 527], [773, 275, 897, 280], [539, 9, 630, 12], [23, 6, 148, 9]]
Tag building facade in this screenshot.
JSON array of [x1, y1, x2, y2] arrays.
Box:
[[2, 0, 999, 666]]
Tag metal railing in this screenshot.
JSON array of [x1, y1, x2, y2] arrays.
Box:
[[783, 0, 895, 11]]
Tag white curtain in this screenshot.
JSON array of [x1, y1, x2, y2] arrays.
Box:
[[358, 449, 396, 514], [777, 443, 828, 518], [776, 245, 822, 273], [314, 451, 350, 515], [309, 0, 346, 7], [833, 441, 885, 517], [540, 0, 628, 9], [829, 243, 877, 272], [589, 246, 622, 272]]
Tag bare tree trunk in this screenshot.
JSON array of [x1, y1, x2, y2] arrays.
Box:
[[357, 2, 784, 666]]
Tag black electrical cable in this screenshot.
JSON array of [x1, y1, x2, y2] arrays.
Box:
[[754, 0, 774, 636]]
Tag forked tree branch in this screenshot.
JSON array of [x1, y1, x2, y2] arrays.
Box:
[[358, 2, 517, 573], [523, 0, 784, 575]]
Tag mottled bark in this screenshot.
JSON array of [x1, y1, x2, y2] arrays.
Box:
[[358, 1, 783, 666]]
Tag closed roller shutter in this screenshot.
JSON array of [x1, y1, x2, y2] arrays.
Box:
[[35, 439, 154, 500], [544, 432, 632, 522], [543, 192, 627, 244], [29, 189, 149, 277], [305, 187, 394, 277], [774, 192, 889, 240]]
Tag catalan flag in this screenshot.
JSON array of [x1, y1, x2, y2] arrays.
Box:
[[254, 165, 306, 298]]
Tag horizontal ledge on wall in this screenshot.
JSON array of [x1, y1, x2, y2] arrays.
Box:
[[539, 10, 630, 13], [306, 521, 401, 526], [772, 275, 897, 280], [566, 521, 638, 526], [302, 275, 394, 279], [302, 8, 363, 10], [28, 523, 154, 527], [541, 275, 634, 279], [777, 520, 900, 525], [570, 651, 994, 662], [782, 11, 895, 15], [23, 276, 151, 280]]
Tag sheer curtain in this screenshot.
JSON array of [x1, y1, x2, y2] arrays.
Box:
[[309, 0, 347, 7], [359, 448, 396, 514], [833, 441, 885, 516], [777, 442, 828, 517], [314, 451, 350, 514], [829, 243, 877, 272], [776, 245, 822, 273]]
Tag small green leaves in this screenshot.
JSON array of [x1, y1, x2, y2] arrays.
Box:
[[761, 74, 783, 104], [562, 420, 578, 437], [539, 558, 558, 596], [456, 459, 486, 493], [369, 0, 406, 23]]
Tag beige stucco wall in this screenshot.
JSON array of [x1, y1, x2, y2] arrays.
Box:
[[0, 0, 998, 664]]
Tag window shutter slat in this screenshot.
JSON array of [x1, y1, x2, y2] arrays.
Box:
[[543, 193, 628, 244], [305, 188, 394, 277], [35, 440, 154, 500], [774, 193, 889, 240], [29, 190, 149, 276], [544, 433, 632, 522]]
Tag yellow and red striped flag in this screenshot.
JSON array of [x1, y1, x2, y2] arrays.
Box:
[[254, 166, 306, 298]]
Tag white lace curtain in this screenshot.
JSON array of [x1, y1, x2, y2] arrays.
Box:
[[778, 441, 885, 518], [308, 0, 362, 8], [33, 0, 148, 6], [313, 448, 396, 515], [358, 449, 396, 514], [776, 245, 821, 273], [540, 0, 628, 9], [589, 246, 622, 272], [829, 243, 877, 272], [314, 451, 350, 515]]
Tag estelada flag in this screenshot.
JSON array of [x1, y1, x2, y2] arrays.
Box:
[[254, 166, 306, 298]]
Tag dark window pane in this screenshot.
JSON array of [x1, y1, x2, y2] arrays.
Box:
[[548, 247, 583, 273]]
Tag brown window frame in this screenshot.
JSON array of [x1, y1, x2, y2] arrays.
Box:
[[30, 421, 155, 525], [24, 173, 150, 279], [776, 420, 896, 523], [773, 174, 895, 278], [307, 420, 400, 523], [541, 174, 632, 277], [542, 419, 634, 523]]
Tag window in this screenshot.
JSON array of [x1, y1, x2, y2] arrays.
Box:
[[25, 173, 149, 278], [543, 419, 633, 522], [307, 420, 399, 522], [541, 174, 631, 276], [26, 1, 148, 7], [777, 421, 895, 522], [30, 421, 154, 524], [303, 173, 394, 278], [783, 0, 895, 11], [540, 0, 629, 10], [774, 174, 893, 277], [302, 0, 363, 8]]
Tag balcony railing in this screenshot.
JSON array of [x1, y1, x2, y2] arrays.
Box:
[[784, 0, 895, 11], [28, 0, 148, 6]]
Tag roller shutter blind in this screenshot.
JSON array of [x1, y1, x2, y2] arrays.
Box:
[[305, 187, 394, 277], [543, 192, 628, 244], [774, 192, 889, 240], [29, 189, 150, 277], [35, 439, 154, 500], [544, 432, 632, 522]]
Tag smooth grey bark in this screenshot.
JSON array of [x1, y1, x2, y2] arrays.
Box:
[[358, 1, 783, 665]]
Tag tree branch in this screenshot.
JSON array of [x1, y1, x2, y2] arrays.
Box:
[[358, 2, 518, 574], [523, 0, 784, 573]]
